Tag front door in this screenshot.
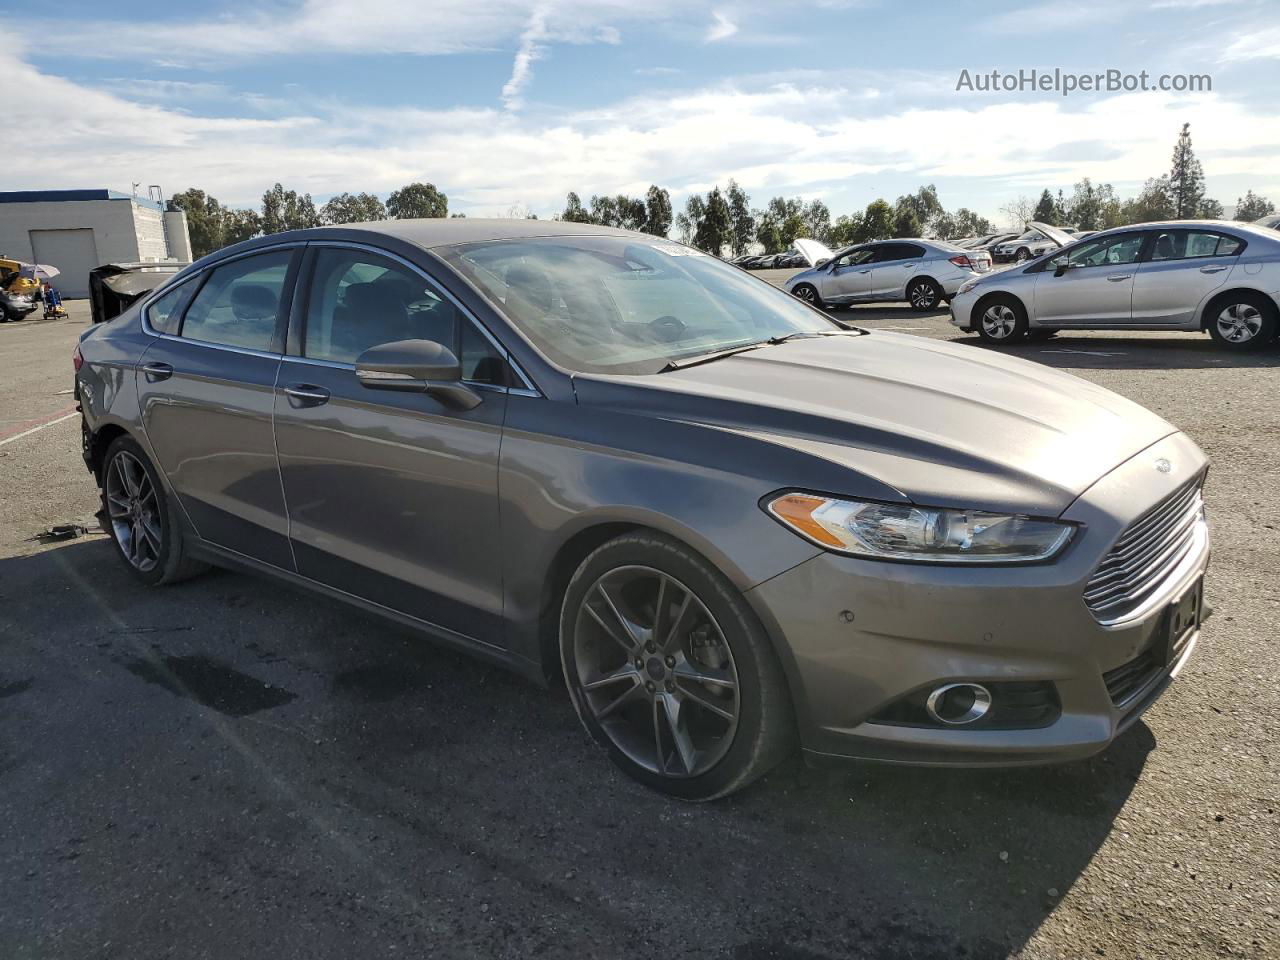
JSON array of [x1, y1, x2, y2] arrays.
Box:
[[273, 245, 511, 645], [1033, 232, 1148, 326], [136, 246, 299, 569], [1130, 229, 1241, 325], [820, 247, 876, 304], [870, 243, 925, 300]]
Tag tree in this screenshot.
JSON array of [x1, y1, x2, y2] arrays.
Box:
[[675, 194, 706, 245], [615, 195, 648, 231], [1198, 197, 1224, 219], [1066, 179, 1119, 231], [761, 196, 808, 248], [1168, 122, 1205, 220], [895, 185, 943, 234], [170, 188, 261, 258], [1032, 189, 1057, 225], [858, 199, 894, 242], [1234, 190, 1275, 221], [505, 203, 538, 220], [1120, 176, 1175, 224], [386, 182, 448, 219], [829, 213, 862, 247], [561, 192, 592, 223], [892, 206, 922, 239], [260, 183, 320, 234], [999, 195, 1036, 231], [949, 208, 994, 238], [803, 199, 832, 246], [644, 185, 673, 236], [694, 187, 732, 255], [725, 180, 754, 255], [320, 191, 386, 225]]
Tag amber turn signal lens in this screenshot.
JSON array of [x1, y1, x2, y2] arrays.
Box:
[[768, 493, 845, 548]]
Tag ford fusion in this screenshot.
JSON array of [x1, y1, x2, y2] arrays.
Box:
[[75, 220, 1210, 800]]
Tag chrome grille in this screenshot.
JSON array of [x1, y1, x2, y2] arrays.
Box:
[[1084, 475, 1205, 621]]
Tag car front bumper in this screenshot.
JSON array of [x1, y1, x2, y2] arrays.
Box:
[[746, 431, 1210, 767]]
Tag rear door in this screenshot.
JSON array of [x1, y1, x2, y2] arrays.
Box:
[[136, 246, 301, 569], [870, 243, 926, 300], [273, 243, 512, 645], [1032, 232, 1148, 326], [1130, 229, 1242, 325]]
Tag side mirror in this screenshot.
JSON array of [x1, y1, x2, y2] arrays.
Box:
[[1053, 262, 1071, 278], [355, 339, 481, 410]]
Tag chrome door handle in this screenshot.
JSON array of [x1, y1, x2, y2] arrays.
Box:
[[142, 362, 173, 383], [1200, 264, 1228, 274], [1106, 274, 1134, 282], [859, 269, 871, 274], [283, 383, 331, 408]]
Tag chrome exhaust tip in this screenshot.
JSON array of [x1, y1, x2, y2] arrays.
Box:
[[925, 683, 992, 725]]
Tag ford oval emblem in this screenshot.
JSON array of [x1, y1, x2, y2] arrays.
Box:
[[1154, 458, 1173, 474]]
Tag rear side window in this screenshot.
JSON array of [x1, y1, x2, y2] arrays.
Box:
[[146, 281, 193, 335], [180, 250, 292, 352], [1150, 230, 1245, 261]]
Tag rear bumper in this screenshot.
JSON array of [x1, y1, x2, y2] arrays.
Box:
[[746, 432, 1210, 768]]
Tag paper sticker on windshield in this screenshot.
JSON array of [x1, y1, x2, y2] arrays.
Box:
[[650, 243, 707, 257]]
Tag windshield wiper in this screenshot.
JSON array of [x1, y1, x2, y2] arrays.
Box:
[[661, 328, 863, 372]]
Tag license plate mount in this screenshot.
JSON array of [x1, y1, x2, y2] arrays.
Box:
[[1164, 576, 1203, 666]]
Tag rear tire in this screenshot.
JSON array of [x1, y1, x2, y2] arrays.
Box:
[[101, 435, 208, 586], [791, 283, 824, 310], [907, 279, 943, 312], [559, 531, 794, 801], [974, 294, 1029, 344], [1206, 292, 1278, 351]]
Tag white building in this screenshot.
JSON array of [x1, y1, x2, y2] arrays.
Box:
[[0, 190, 192, 298]]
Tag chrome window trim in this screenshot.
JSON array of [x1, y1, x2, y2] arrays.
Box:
[[139, 241, 303, 339], [149, 330, 285, 362], [303, 239, 541, 396]]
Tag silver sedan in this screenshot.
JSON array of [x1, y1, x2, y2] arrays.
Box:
[[950, 220, 1280, 351], [784, 239, 990, 311]]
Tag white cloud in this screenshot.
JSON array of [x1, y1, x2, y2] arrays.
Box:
[[705, 10, 739, 42], [4, 50, 1277, 223], [1222, 26, 1280, 60]]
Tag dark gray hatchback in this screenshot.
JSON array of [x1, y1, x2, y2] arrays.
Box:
[[76, 219, 1209, 799]]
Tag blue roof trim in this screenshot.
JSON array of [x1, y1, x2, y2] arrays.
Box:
[[0, 189, 163, 210]]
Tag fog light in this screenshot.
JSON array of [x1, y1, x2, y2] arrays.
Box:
[[925, 683, 992, 725]]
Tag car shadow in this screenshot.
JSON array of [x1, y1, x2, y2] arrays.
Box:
[[1, 538, 1150, 959], [954, 332, 1280, 371]]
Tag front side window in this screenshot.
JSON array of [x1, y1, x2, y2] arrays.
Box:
[[1059, 234, 1145, 269], [180, 250, 292, 351], [303, 248, 507, 384], [835, 248, 874, 268], [443, 235, 840, 376]]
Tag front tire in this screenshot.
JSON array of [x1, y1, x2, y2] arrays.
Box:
[[101, 435, 208, 585], [559, 532, 794, 801], [907, 279, 943, 312], [791, 283, 823, 310], [974, 294, 1029, 344], [1015, 247, 1032, 263], [1206, 292, 1278, 351]]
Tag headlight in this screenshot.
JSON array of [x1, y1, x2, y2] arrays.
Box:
[[957, 278, 980, 295], [766, 493, 1074, 563]]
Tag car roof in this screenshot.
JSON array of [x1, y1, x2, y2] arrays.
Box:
[[1076, 220, 1280, 243], [313, 217, 637, 249]]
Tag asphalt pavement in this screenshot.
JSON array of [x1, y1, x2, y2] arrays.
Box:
[[1, 299, 1277, 959]]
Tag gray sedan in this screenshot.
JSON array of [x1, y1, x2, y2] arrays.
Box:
[[783, 239, 991, 311], [76, 219, 1209, 799], [950, 220, 1280, 350]]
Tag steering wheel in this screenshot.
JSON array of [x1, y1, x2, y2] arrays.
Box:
[[649, 315, 685, 342]]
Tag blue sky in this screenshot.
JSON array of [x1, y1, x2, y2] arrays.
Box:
[[5, 0, 1279, 226]]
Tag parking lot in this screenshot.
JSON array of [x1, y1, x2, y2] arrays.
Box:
[[1, 299, 1278, 959]]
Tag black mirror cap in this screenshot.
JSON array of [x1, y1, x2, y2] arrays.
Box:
[[355, 339, 481, 409], [1053, 262, 1070, 278]]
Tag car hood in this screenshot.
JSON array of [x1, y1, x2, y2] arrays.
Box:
[[793, 238, 835, 267], [574, 333, 1177, 516], [1028, 221, 1073, 246]]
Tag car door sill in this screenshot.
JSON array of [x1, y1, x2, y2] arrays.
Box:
[[187, 538, 540, 682]]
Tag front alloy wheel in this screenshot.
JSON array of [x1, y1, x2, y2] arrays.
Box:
[[975, 295, 1029, 344], [560, 533, 793, 800]]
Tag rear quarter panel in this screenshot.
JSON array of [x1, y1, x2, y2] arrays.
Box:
[[77, 306, 152, 459]]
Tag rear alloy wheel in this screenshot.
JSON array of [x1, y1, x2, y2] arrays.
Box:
[[975, 295, 1029, 344], [560, 533, 793, 800], [907, 279, 943, 311], [1015, 247, 1032, 262], [791, 283, 823, 310], [101, 436, 208, 585], [1207, 293, 1278, 351]]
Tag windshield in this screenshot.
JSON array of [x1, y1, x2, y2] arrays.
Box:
[[443, 235, 840, 375]]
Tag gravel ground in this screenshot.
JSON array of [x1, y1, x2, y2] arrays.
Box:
[[0, 299, 1277, 960]]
